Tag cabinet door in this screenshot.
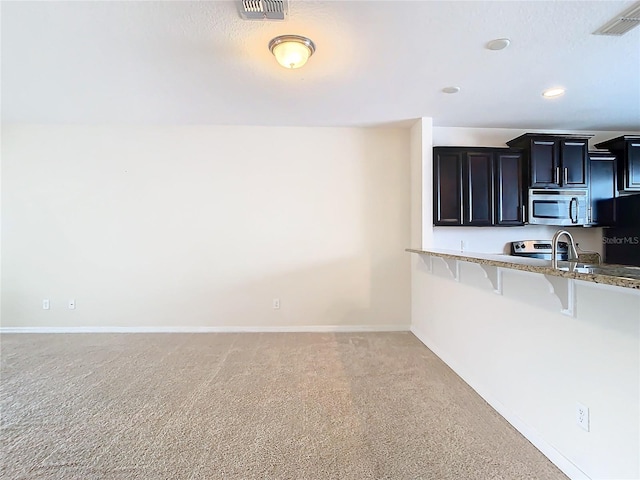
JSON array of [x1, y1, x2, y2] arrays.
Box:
[[463, 152, 494, 226], [624, 141, 640, 191], [529, 139, 559, 187], [561, 139, 589, 187], [589, 154, 617, 225], [433, 150, 463, 225], [495, 152, 524, 225]]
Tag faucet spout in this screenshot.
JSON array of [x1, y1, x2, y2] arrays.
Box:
[[551, 230, 579, 268]]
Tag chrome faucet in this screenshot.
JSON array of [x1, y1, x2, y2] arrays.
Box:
[[551, 229, 579, 268]]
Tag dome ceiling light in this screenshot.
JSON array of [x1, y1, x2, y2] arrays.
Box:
[[269, 35, 316, 69]]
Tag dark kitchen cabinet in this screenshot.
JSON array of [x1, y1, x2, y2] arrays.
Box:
[[594, 135, 640, 192], [433, 149, 463, 225], [588, 151, 617, 226], [433, 147, 524, 226], [613, 193, 640, 227], [528, 139, 556, 186], [463, 152, 494, 226], [495, 151, 525, 225], [506, 133, 592, 188], [562, 139, 590, 187]]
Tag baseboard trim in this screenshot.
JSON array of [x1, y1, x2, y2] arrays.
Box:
[[410, 324, 591, 480], [1, 324, 410, 334]]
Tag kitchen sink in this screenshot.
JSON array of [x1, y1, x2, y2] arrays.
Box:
[[555, 263, 640, 274], [555, 262, 600, 273]]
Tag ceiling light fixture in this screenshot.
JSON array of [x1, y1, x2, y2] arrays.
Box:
[[269, 35, 316, 69], [542, 87, 566, 98], [442, 86, 461, 94], [486, 38, 511, 50]]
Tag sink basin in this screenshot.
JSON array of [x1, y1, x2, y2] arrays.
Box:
[[556, 263, 640, 275], [556, 262, 600, 273], [557, 266, 595, 273]]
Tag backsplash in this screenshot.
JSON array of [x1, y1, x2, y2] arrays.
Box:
[[432, 225, 603, 255]]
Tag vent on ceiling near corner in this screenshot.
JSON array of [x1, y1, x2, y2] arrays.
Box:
[[593, 1, 640, 36], [239, 0, 288, 20]]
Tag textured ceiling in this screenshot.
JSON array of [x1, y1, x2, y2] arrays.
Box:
[[2, 1, 639, 130]]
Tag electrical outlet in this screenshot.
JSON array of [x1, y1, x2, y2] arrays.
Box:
[[42, 299, 50, 310], [576, 402, 590, 431], [272, 298, 280, 309]]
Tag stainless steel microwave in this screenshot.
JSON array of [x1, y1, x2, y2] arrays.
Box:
[[528, 189, 589, 226]]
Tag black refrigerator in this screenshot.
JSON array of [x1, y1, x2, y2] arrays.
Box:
[[603, 194, 640, 266]]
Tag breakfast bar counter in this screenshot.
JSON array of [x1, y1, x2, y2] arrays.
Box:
[[406, 248, 640, 290]]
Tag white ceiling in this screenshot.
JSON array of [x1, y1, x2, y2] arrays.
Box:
[[2, 1, 639, 130]]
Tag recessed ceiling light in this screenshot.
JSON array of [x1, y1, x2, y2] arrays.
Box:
[[442, 86, 461, 94], [542, 87, 566, 98], [486, 38, 511, 50]]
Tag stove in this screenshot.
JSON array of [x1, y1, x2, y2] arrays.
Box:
[[510, 240, 569, 260]]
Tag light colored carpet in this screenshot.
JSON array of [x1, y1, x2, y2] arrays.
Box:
[[1, 332, 567, 479]]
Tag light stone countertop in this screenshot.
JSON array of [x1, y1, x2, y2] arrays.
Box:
[[406, 248, 640, 290]]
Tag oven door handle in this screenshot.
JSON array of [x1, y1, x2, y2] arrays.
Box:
[[569, 197, 578, 224]]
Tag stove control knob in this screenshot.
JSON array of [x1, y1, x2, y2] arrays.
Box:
[[514, 244, 520, 249]]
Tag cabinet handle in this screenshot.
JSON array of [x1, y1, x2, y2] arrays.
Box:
[[555, 167, 561, 185], [564, 167, 568, 185], [522, 204, 526, 223], [569, 197, 578, 224]]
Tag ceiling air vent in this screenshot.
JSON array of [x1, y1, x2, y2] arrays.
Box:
[[593, 1, 640, 36], [239, 0, 288, 20]]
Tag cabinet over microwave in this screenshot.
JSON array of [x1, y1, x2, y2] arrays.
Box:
[[528, 189, 588, 226]]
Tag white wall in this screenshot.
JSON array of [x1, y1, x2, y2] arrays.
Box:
[[1, 125, 411, 329], [432, 225, 602, 255], [412, 262, 640, 480], [410, 118, 433, 249], [411, 123, 640, 479]]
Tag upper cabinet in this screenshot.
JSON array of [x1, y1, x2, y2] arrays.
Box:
[[432, 132, 639, 228], [594, 135, 640, 192], [433, 147, 524, 227], [433, 149, 463, 225], [463, 151, 494, 226], [506, 133, 592, 188], [494, 151, 525, 226], [588, 151, 617, 226]]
